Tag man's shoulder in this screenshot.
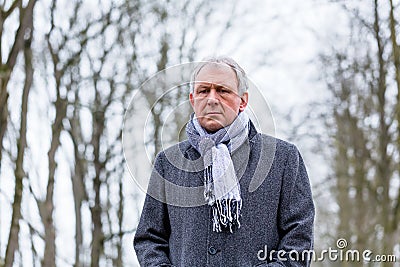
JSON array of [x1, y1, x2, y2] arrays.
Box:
[[159, 135, 298, 153], [253, 134, 304, 173], [156, 134, 299, 162], [255, 133, 298, 153], [163, 139, 192, 154], [155, 140, 197, 161]]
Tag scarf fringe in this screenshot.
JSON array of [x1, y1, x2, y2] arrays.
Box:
[[212, 199, 242, 233], [206, 165, 242, 233], [204, 165, 214, 203]]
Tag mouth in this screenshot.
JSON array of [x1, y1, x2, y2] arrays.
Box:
[[205, 112, 222, 115]]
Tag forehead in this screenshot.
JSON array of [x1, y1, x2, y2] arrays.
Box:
[[194, 63, 238, 88]]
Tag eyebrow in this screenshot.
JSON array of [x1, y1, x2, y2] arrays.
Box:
[[195, 82, 233, 89]]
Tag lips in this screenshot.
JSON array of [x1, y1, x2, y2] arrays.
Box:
[[205, 111, 222, 115]]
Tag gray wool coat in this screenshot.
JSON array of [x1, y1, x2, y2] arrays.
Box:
[[134, 121, 315, 267]]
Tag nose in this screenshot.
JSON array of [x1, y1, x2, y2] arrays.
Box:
[[207, 89, 219, 105]]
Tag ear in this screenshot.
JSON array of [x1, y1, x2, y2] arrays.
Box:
[[189, 92, 195, 108], [239, 92, 248, 112]]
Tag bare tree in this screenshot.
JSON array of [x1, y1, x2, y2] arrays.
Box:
[[388, 1, 400, 234], [35, 1, 88, 265], [64, 1, 141, 265], [319, 1, 400, 265], [0, 0, 36, 163], [3, 1, 36, 266]]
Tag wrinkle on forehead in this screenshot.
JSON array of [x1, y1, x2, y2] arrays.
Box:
[[195, 63, 239, 89]]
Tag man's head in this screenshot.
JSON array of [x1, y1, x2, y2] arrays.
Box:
[[189, 57, 249, 132]]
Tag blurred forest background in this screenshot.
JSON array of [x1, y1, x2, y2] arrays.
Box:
[[0, 0, 399, 266]]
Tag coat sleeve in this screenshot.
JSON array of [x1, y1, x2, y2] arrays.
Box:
[[266, 144, 315, 267], [133, 152, 174, 267]]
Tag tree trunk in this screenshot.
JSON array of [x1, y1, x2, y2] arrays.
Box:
[[90, 103, 105, 267], [4, 23, 33, 266], [71, 124, 86, 267], [40, 92, 67, 267], [388, 0, 400, 234], [116, 178, 124, 267], [373, 1, 395, 263], [0, 0, 36, 163]]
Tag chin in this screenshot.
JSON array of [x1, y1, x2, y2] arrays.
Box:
[[204, 123, 225, 133], [198, 117, 226, 132]]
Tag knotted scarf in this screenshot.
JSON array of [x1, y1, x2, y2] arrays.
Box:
[[186, 112, 249, 232]]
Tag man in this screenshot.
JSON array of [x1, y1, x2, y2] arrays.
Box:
[[134, 57, 315, 266]]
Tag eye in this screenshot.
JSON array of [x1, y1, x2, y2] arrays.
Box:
[[217, 88, 230, 94], [196, 88, 208, 95], [197, 85, 210, 93]]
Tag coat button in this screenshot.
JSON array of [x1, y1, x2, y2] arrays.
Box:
[[208, 246, 217, 255]]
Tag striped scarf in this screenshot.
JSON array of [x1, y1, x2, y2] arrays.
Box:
[[186, 112, 249, 232]]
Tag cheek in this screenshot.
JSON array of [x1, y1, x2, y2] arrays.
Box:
[[193, 99, 205, 112], [225, 100, 241, 113]]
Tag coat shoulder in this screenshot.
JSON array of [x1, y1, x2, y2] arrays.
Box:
[[162, 140, 194, 155], [156, 139, 199, 163], [256, 133, 299, 155]]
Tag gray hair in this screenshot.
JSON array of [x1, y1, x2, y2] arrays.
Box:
[[190, 57, 248, 96]]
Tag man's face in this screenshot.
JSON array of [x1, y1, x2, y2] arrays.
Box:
[[189, 64, 248, 132]]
